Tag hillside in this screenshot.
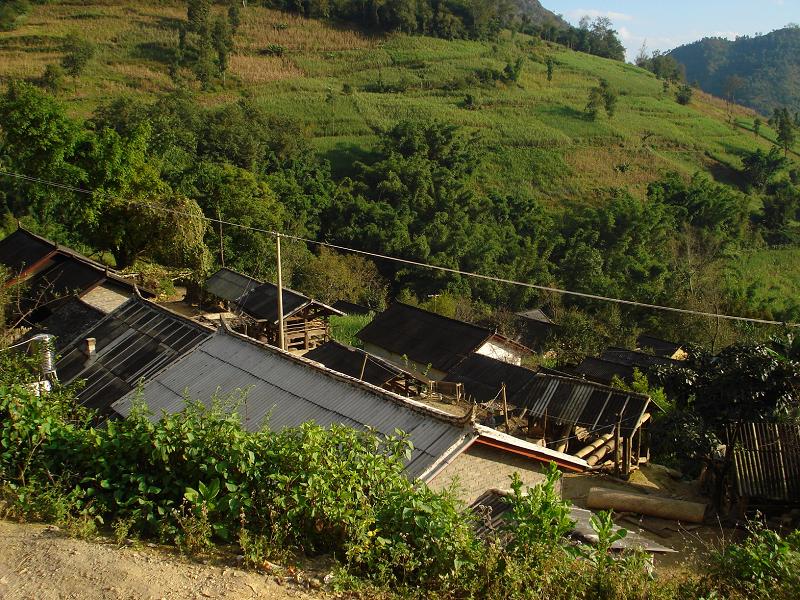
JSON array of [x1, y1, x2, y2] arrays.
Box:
[[0, 0, 787, 201], [0, 0, 798, 343], [668, 27, 800, 115]]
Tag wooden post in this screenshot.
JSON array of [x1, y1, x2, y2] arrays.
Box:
[[276, 235, 285, 351], [359, 352, 368, 381], [614, 413, 622, 477], [217, 208, 225, 268], [501, 383, 509, 433], [623, 435, 632, 478]]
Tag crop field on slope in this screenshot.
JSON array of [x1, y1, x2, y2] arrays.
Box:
[[0, 0, 794, 205]]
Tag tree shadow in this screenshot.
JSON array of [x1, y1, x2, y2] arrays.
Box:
[[133, 41, 176, 64], [321, 141, 381, 179], [153, 16, 185, 31]]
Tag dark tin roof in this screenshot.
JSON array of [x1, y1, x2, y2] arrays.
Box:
[[600, 347, 679, 370], [206, 268, 342, 324], [573, 357, 636, 385], [56, 295, 213, 414], [24, 297, 105, 351], [470, 490, 674, 552], [23, 255, 107, 302], [637, 335, 683, 358], [236, 282, 310, 323], [205, 267, 260, 303], [515, 308, 553, 324], [446, 353, 539, 403], [305, 341, 424, 388], [0, 228, 57, 278], [730, 423, 800, 504], [332, 299, 371, 316], [112, 325, 475, 480], [357, 303, 498, 373], [511, 374, 653, 438]]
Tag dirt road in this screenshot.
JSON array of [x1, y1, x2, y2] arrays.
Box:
[[0, 520, 329, 600]]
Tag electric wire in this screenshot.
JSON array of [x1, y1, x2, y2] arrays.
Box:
[[2, 168, 798, 328]]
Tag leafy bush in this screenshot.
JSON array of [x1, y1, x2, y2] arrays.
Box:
[[707, 519, 800, 600], [260, 44, 285, 57]]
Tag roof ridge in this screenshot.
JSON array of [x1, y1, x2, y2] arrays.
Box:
[[217, 322, 474, 426]]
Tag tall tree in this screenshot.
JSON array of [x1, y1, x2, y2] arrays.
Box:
[[60, 33, 95, 82], [187, 0, 210, 34]]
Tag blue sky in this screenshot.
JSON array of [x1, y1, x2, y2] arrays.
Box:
[[547, 1, 799, 61]]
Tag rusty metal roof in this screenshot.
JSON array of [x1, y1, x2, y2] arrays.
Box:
[[112, 325, 475, 479], [730, 423, 800, 503]]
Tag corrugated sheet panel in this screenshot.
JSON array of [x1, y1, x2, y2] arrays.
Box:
[[446, 354, 539, 403], [206, 268, 260, 303], [574, 357, 636, 385], [512, 374, 649, 437], [235, 282, 309, 323], [600, 348, 678, 370], [637, 335, 682, 358], [357, 303, 494, 373], [57, 297, 212, 413], [731, 423, 800, 503], [0, 228, 56, 276], [305, 341, 413, 388], [112, 329, 474, 479]]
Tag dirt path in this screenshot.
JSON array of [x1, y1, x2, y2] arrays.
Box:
[[0, 520, 329, 600]]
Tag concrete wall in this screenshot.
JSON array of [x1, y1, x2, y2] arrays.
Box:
[[428, 443, 555, 504], [476, 340, 523, 366]]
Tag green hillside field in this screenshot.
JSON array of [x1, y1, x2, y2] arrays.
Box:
[[1, 0, 794, 201]]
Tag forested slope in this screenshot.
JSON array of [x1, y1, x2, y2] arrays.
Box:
[[668, 27, 800, 116]]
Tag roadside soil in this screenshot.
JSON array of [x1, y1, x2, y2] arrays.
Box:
[[0, 520, 331, 600]]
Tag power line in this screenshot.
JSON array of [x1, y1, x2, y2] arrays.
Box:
[[1, 168, 798, 328]]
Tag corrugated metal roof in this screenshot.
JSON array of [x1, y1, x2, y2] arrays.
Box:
[[515, 308, 553, 324], [112, 326, 475, 479], [205, 268, 260, 303], [600, 348, 679, 371], [331, 299, 371, 316], [236, 282, 310, 323], [357, 303, 496, 373], [574, 357, 636, 385], [470, 489, 674, 552], [57, 296, 213, 414], [0, 228, 57, 278], [23, 297, 105, 351], [446, 354, 539, 403], [637, 335, 683, 358], [730, 423, 800, 503], [512, 374, 651, 438], [305, 341, 424, 389]]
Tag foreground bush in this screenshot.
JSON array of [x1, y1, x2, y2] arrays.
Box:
[[1, 356, 798, 599]]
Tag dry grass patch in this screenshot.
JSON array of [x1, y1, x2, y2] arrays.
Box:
[[565, 144, 677, 196], [112, 62, 173, 92], [238, 8, 377, 53], [229, 54, 303, 84]]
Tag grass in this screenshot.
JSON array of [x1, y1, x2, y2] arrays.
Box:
[[1, 0, 795, 206]]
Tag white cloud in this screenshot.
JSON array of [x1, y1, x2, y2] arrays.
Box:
[[564, 9, 634, 22]]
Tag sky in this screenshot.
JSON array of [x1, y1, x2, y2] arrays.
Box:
[[547, 1, 800, 62]]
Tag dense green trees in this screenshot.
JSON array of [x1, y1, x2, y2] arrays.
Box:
[[0, 81, 796, 345]]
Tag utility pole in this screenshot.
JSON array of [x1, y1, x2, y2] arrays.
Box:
[[276, 234, 285, 351]]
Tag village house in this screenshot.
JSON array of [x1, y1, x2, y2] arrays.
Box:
[[110, 323, 586, 503], [0, 228, 150, 323], [444, 352, 658, 478], [204, 267, 342, 352], [54, 293, 213, 415], [356, 302, 532, 381]]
